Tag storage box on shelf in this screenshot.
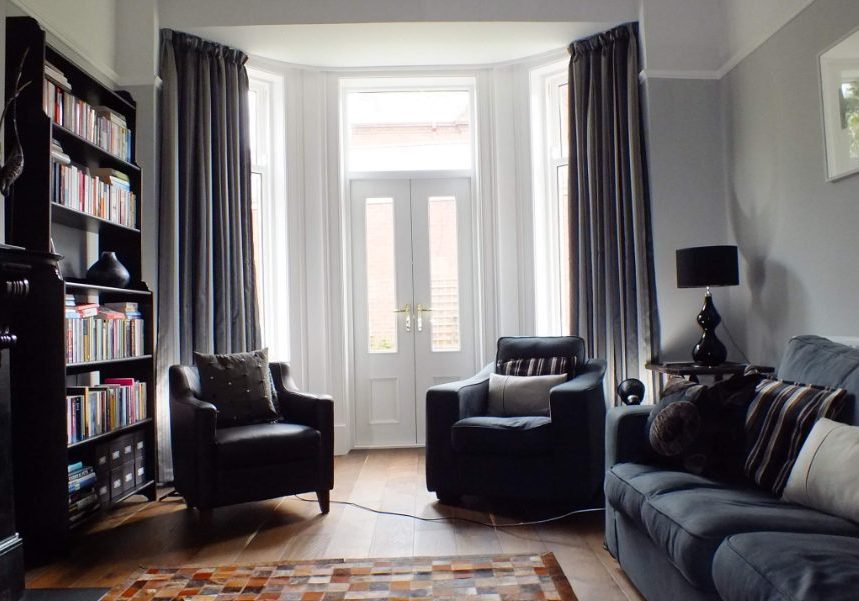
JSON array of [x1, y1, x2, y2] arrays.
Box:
[[4, 16, 156, 565]]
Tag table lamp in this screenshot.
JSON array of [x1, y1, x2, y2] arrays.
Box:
[[676, 245, 739, 366]]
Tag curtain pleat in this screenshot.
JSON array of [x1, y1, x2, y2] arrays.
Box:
[[568, 23, 659, 403], [156, 30, 261, 480]]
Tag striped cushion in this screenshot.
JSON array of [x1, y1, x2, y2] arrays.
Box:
[[744, 379, 847, 495], [496, 356, 576, 378]]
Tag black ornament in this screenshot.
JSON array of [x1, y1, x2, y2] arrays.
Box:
[[0, 49, 31, 197], [86, 251, 131, 288], [692, 293, 727, 366], [617, 378, 645, 405]]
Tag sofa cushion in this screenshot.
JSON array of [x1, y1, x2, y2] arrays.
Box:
[[777, 335, 859, 426], [713, 532, 859, 601], [641, 485, 859, 590], [605, 462, 724, 521], [744, 378, 846, 495], [487, 372, 566, 417], [215, 422, 320, 469], [451, 416, 552, 456]]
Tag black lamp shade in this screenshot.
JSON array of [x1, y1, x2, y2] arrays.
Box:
[[676, 245, 739, 288]]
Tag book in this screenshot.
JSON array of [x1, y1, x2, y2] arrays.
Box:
[[68, 503, 100, 525], [44, 62, 71, 91], [96, 306, 125, 320], [51, 140, 71, 165], [94, 106, 127, 128], [68, 466, 94, 482], [68, 472, 97, 493], [73, 304, 98, 318], [67, 461, 84, 474], [68, 491, 98, 514], [104, 302, 138, 313], [104, 377, 135, 387]]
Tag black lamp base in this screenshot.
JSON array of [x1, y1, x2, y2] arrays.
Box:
[[692, 291, 727, 366]]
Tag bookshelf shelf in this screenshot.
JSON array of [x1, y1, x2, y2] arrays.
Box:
[[66, 355, 153, 374], [65, 280, 151, 296], [51, 203, 140, 235], [67, 418, 153, 450], [52, 125, 140, 173], [5, 16, 157, 566]]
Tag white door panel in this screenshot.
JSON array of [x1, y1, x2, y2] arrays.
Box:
[[351, 177, 475, 447]]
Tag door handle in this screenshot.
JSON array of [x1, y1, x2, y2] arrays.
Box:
[[416, 303, 432, 332], [393, 303, 412, 332]]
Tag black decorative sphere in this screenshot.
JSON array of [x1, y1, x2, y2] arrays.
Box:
[[617, 378, 646, 405], [86, 251, 130, 288]]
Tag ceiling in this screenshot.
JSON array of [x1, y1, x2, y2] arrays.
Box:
[[184, 21, 616, 68]]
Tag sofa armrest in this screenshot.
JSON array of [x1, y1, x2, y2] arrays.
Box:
[[270, 362, 334, 490], [606, 405, 654, 468], [549, 359, 607, 503]]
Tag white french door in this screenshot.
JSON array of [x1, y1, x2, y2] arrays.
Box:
[[351, 177, 475, 447]]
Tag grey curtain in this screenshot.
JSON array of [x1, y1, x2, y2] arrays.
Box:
[[156, 30, 261, 479], [568, 23, 658, 401]]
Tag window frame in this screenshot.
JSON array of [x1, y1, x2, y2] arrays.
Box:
[[247, 68, 290, 362], [530, 60, 571, 336]]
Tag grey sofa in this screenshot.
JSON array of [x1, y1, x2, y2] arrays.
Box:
[[426, 336, 606, 505], [605, 336, 859, 601], [170, 361, 334, 512]]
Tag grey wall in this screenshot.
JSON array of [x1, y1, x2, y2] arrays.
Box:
[[642, 76, 733, 362], [724, 0, 859, 365]]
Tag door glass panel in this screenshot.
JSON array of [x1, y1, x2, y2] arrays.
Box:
[[428, 196, 461, 352], [365, 198, 397, 353]]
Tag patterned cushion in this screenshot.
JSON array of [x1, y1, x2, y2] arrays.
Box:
[[744, 379, 847, 495], [194, 348, 279, 428], [647, 374, 762, 478], [496, 355, 576, 377]]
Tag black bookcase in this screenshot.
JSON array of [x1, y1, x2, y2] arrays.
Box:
[[4, 17, 156, 565]]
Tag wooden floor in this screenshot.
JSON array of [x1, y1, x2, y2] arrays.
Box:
[[26, 449, 644, 601]]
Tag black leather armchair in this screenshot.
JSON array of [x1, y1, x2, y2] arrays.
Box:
[[426, 336, 607, 505], [169, 361, 334, 512]]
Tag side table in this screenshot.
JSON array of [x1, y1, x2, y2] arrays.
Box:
[[645, 361, 774, 383]]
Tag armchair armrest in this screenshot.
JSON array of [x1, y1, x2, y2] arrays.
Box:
[[549, 359, 607, 504], [606, 405, 654, 468], [169, 365, 218, 506], [270, 362, 334, 490], [425, 363, 493, 493]]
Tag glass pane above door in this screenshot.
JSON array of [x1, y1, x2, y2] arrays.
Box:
[[428, 196, 460, 352], [365, 197, 398, 353], [346, 89, 472, 172]]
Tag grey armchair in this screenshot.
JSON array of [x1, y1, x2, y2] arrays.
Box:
[[425, 336, 607, 505], [169, 361, 333, 512]]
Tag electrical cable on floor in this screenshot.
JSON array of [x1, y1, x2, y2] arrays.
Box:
[[293, 495, 603, 528]]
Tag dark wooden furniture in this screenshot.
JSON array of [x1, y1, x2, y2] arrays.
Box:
[[4, 17, 155, 566], [0, 246, 38, 601], [645, 361, 774, 383]]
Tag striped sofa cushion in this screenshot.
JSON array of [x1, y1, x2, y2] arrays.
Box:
[[744, 379, 847, 495], [496, 356, 576, 378]]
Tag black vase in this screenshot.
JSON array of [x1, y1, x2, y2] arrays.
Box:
[[86, 252, 130, 288]]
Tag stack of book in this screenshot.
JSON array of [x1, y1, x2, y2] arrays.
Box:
[[66, 379, 148, 444], [42, 63, 133, 161], [65, 301, 145, 364], [68, 461, 99, 525], [50, 143, 137, 228]]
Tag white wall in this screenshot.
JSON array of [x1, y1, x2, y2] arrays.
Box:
[[724, 0, 859, 364], [723, 0, 816, 73], [9, 0, 118, 82], [159, 0, 638, 27]]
